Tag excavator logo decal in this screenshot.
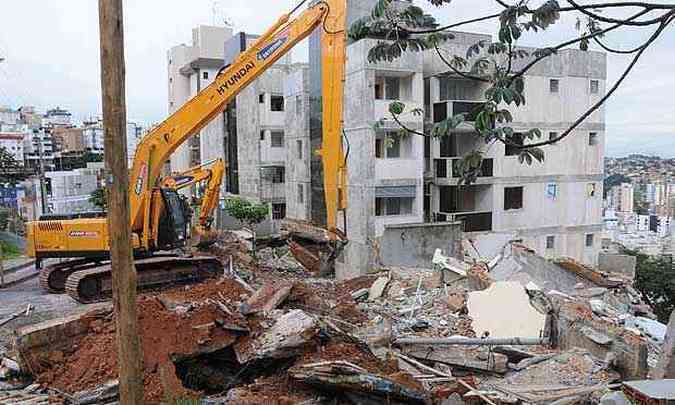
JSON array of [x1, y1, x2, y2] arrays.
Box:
[[216, 62, 256, 96], [257, 28, 289, 61], [135, 164, 147, 195]]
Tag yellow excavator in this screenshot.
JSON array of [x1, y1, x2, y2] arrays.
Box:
[[162, 158, 226, 248], [26, 0, 348, 303]]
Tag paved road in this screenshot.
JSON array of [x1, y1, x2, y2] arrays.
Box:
[[0, 272, 86, 355]]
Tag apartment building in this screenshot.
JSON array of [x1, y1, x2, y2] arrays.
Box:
[[610, 183, 634, 213], [23, 129, 55, 171], [300, 1, 605, 275], [0, 132, 25, 162], [425, 34, 606, 266], [167, 25, 232, 184]]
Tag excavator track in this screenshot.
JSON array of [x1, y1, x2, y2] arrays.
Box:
[[39, 258, 106, 293], [64, 255, 222, 304]]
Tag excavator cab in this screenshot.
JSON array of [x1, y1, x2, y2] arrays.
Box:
[[156, 188, 190, 250]]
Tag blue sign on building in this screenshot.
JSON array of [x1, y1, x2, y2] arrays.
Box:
[[0, 186, 21, 209]]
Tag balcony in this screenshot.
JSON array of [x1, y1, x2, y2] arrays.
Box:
[[435, 211, 492, 232], [433, 101, 483, 123], [434, 158, 494, 179]]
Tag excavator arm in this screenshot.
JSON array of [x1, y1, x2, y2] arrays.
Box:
[[129, 0, 347, 251], [162, 158, 225, 246]]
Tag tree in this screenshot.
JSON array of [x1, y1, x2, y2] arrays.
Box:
[[351, 0, 675, 184], [0, 146, 28, 185], [223, 197, 269, 258], [622, 248, 675, 323], [603, 174, 631, 198], [89, 187, 107, 210]]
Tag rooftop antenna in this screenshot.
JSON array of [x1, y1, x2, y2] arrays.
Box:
[[211, 1, 235, 28]]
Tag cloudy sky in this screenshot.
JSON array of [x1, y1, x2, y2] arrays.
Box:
[[0, 0, 673, 156]]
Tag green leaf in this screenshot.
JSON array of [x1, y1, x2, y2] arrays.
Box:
[[389, 101, 406, 115]]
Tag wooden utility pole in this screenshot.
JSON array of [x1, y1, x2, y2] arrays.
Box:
[[98, 0, 144, 402]]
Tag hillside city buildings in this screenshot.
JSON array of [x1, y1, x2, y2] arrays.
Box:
[[0, 104, 145, 219]]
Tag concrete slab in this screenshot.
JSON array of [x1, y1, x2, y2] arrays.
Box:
[[467, 281, 546, 339], [234, 309, 319, 364], [368, 276, 389, 301]]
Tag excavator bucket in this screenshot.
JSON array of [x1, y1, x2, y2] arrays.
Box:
[[283, 219, 347, 276], [191, 226, 220, 250]]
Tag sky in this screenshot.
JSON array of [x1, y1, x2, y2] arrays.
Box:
[[0, 0, 673, 157]]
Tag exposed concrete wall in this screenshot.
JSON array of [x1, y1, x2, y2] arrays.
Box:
[[285, 64, 311, 221], [598, 253, 637, 279], [379, 222, 462, 268]]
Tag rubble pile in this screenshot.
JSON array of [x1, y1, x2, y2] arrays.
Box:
[[0, 233, 673, 403]]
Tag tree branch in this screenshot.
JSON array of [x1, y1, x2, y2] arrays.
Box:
[[506, 15, 673, 149], [434, 45, 490, 82]]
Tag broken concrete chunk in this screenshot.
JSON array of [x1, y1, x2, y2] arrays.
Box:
[[387, 281, 405, 299], [404, 345, 509, 374], [466, 263, 492, 291], [600, 391, 631, 405], [240, 281, 294, 315], [290, 361, 429, 404], [234, 310, 319, 364], [368, 276, 390, 301], [575, 287, 608, 298], [446, 291, 466, 313], [467, 281, 546, 339], [581, 327, 613, 346], [351, 288, 369, 301]]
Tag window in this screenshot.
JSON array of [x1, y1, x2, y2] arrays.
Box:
[[586, 233, 594, 248], [546, 183, 558, 199], [202, 71, 209, 80], [298, 184, 304, 203], [375, 197, 414, 216], [546, 236, 555, 250], [270, 95, 284, 111], [505, 133, 524, 156], [270, 166, 285, 183], [271, 131, 284, 147], [385, 77, 400, 100], [375, 138, 383, 158], [550, 79, 559, 93], [296, 140, 303, 159], [587, 183, 597, 197], [296, 96, 302, 116], [259, 93, 265, 104], [590, 80, 599, 94], [169, 77, 173, 83], [504, 187, 524, 210], [375, 132, 404, 159], [387, 136, 401, 158], [374, 82, 383, 100], [589, 132, 598, 146], [549, 132, 558, 141], [260, 130, 265, 141], [272, 203, 286, 220]]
